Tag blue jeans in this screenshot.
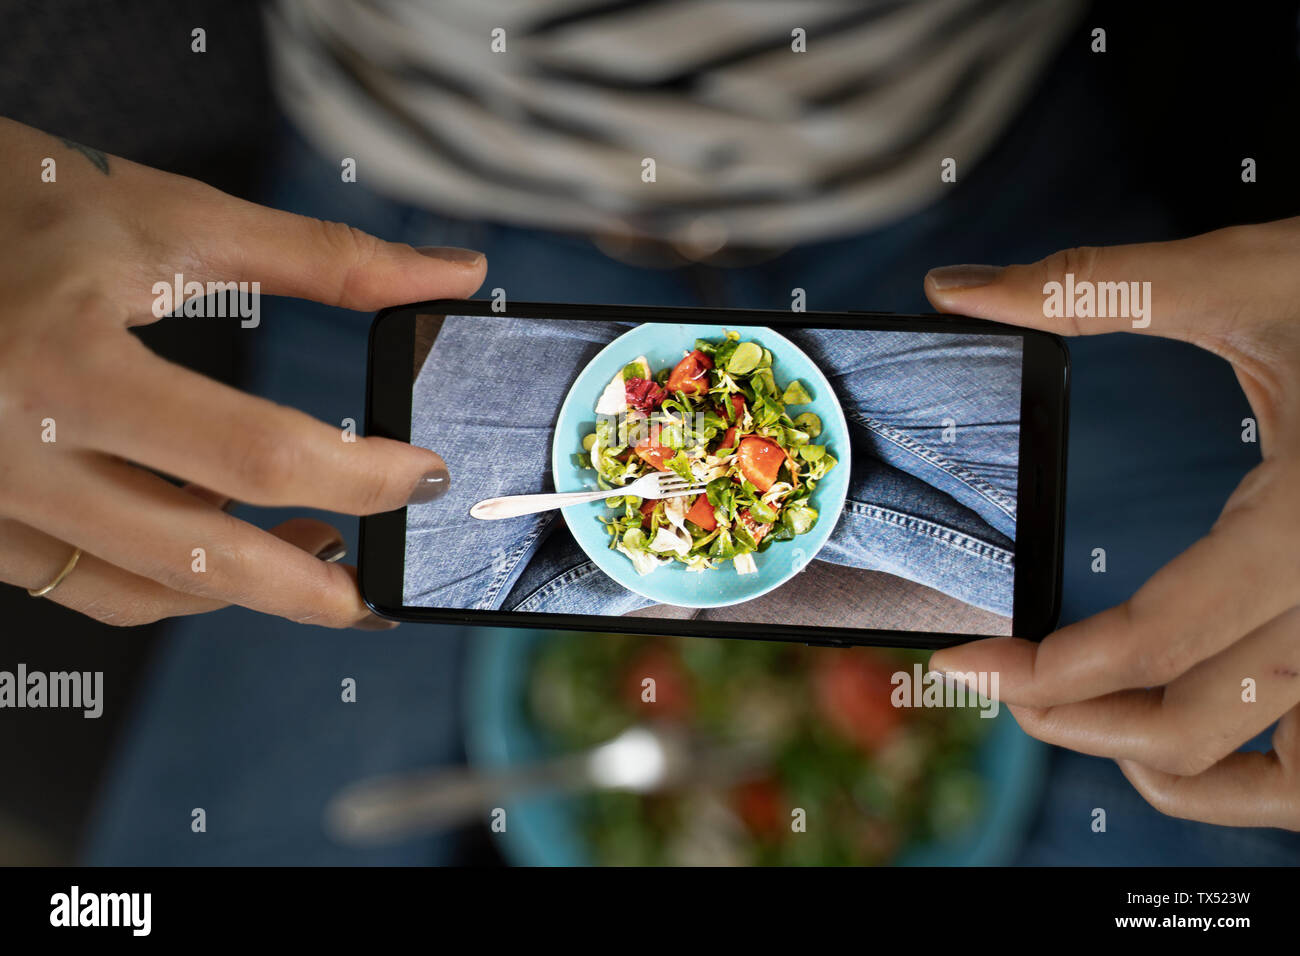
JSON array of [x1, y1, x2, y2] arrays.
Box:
[[86, 37, 1297, 864], [406, 318, 1019, 618]]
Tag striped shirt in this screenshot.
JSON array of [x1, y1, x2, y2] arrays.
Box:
[[266, 0, 1081, 251]]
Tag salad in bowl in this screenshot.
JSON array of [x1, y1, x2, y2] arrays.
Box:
[[573, 331, 838, 578]]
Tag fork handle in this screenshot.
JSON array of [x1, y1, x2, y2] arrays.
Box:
[[470, 487, 619, 520]]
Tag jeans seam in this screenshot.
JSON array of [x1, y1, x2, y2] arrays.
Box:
[[511, 560, 603, 612], [477, 515, 553, 610], [844, 499, 1015, 566], [850, 413, 1019, 525]]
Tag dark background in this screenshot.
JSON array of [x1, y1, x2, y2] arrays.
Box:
[[0, 0, 1297, 863]]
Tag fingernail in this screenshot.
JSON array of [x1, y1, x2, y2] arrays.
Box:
[[315, 540, 347, 563], [354, 612, 400, 631], [407, 466, 451, 505], [415, 245, 485, 266], [926, 264, 1002, 291]]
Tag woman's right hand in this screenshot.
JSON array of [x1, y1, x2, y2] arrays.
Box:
[[0, 117, 486, 628], [925, 217, 1300, 828]]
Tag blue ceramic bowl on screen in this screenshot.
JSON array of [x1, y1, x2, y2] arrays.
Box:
[[549, 323, 850, 608]]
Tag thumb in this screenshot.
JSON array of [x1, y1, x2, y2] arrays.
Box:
[[922, 228, 1260, 341]]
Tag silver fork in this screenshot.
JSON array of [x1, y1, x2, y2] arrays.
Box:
[[323, 724, 768, 845], [470, 471, 707, 520]]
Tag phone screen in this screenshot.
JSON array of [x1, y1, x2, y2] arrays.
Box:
[[363, 303, 1066, 646]]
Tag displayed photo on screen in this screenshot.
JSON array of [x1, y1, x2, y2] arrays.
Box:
[[402, 314, 1023, 636]]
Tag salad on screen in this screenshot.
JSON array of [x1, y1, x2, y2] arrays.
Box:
[[573, 331, 837, 576]]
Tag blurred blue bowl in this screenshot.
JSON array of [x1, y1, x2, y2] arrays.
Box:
[[465, 628, 1048, 866]]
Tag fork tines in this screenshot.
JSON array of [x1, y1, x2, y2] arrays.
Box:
[[647, 471, 707, 499]]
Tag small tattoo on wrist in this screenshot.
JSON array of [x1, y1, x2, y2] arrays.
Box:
[[60, 137, 109, 175]]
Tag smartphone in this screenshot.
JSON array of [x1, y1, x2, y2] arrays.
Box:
[[361, 301, 1067, 648]]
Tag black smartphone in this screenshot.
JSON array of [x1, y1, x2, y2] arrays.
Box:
[[361, 301, 1067, 649]]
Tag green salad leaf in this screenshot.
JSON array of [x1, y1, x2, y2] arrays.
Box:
[[782, 379, 812, 405]]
